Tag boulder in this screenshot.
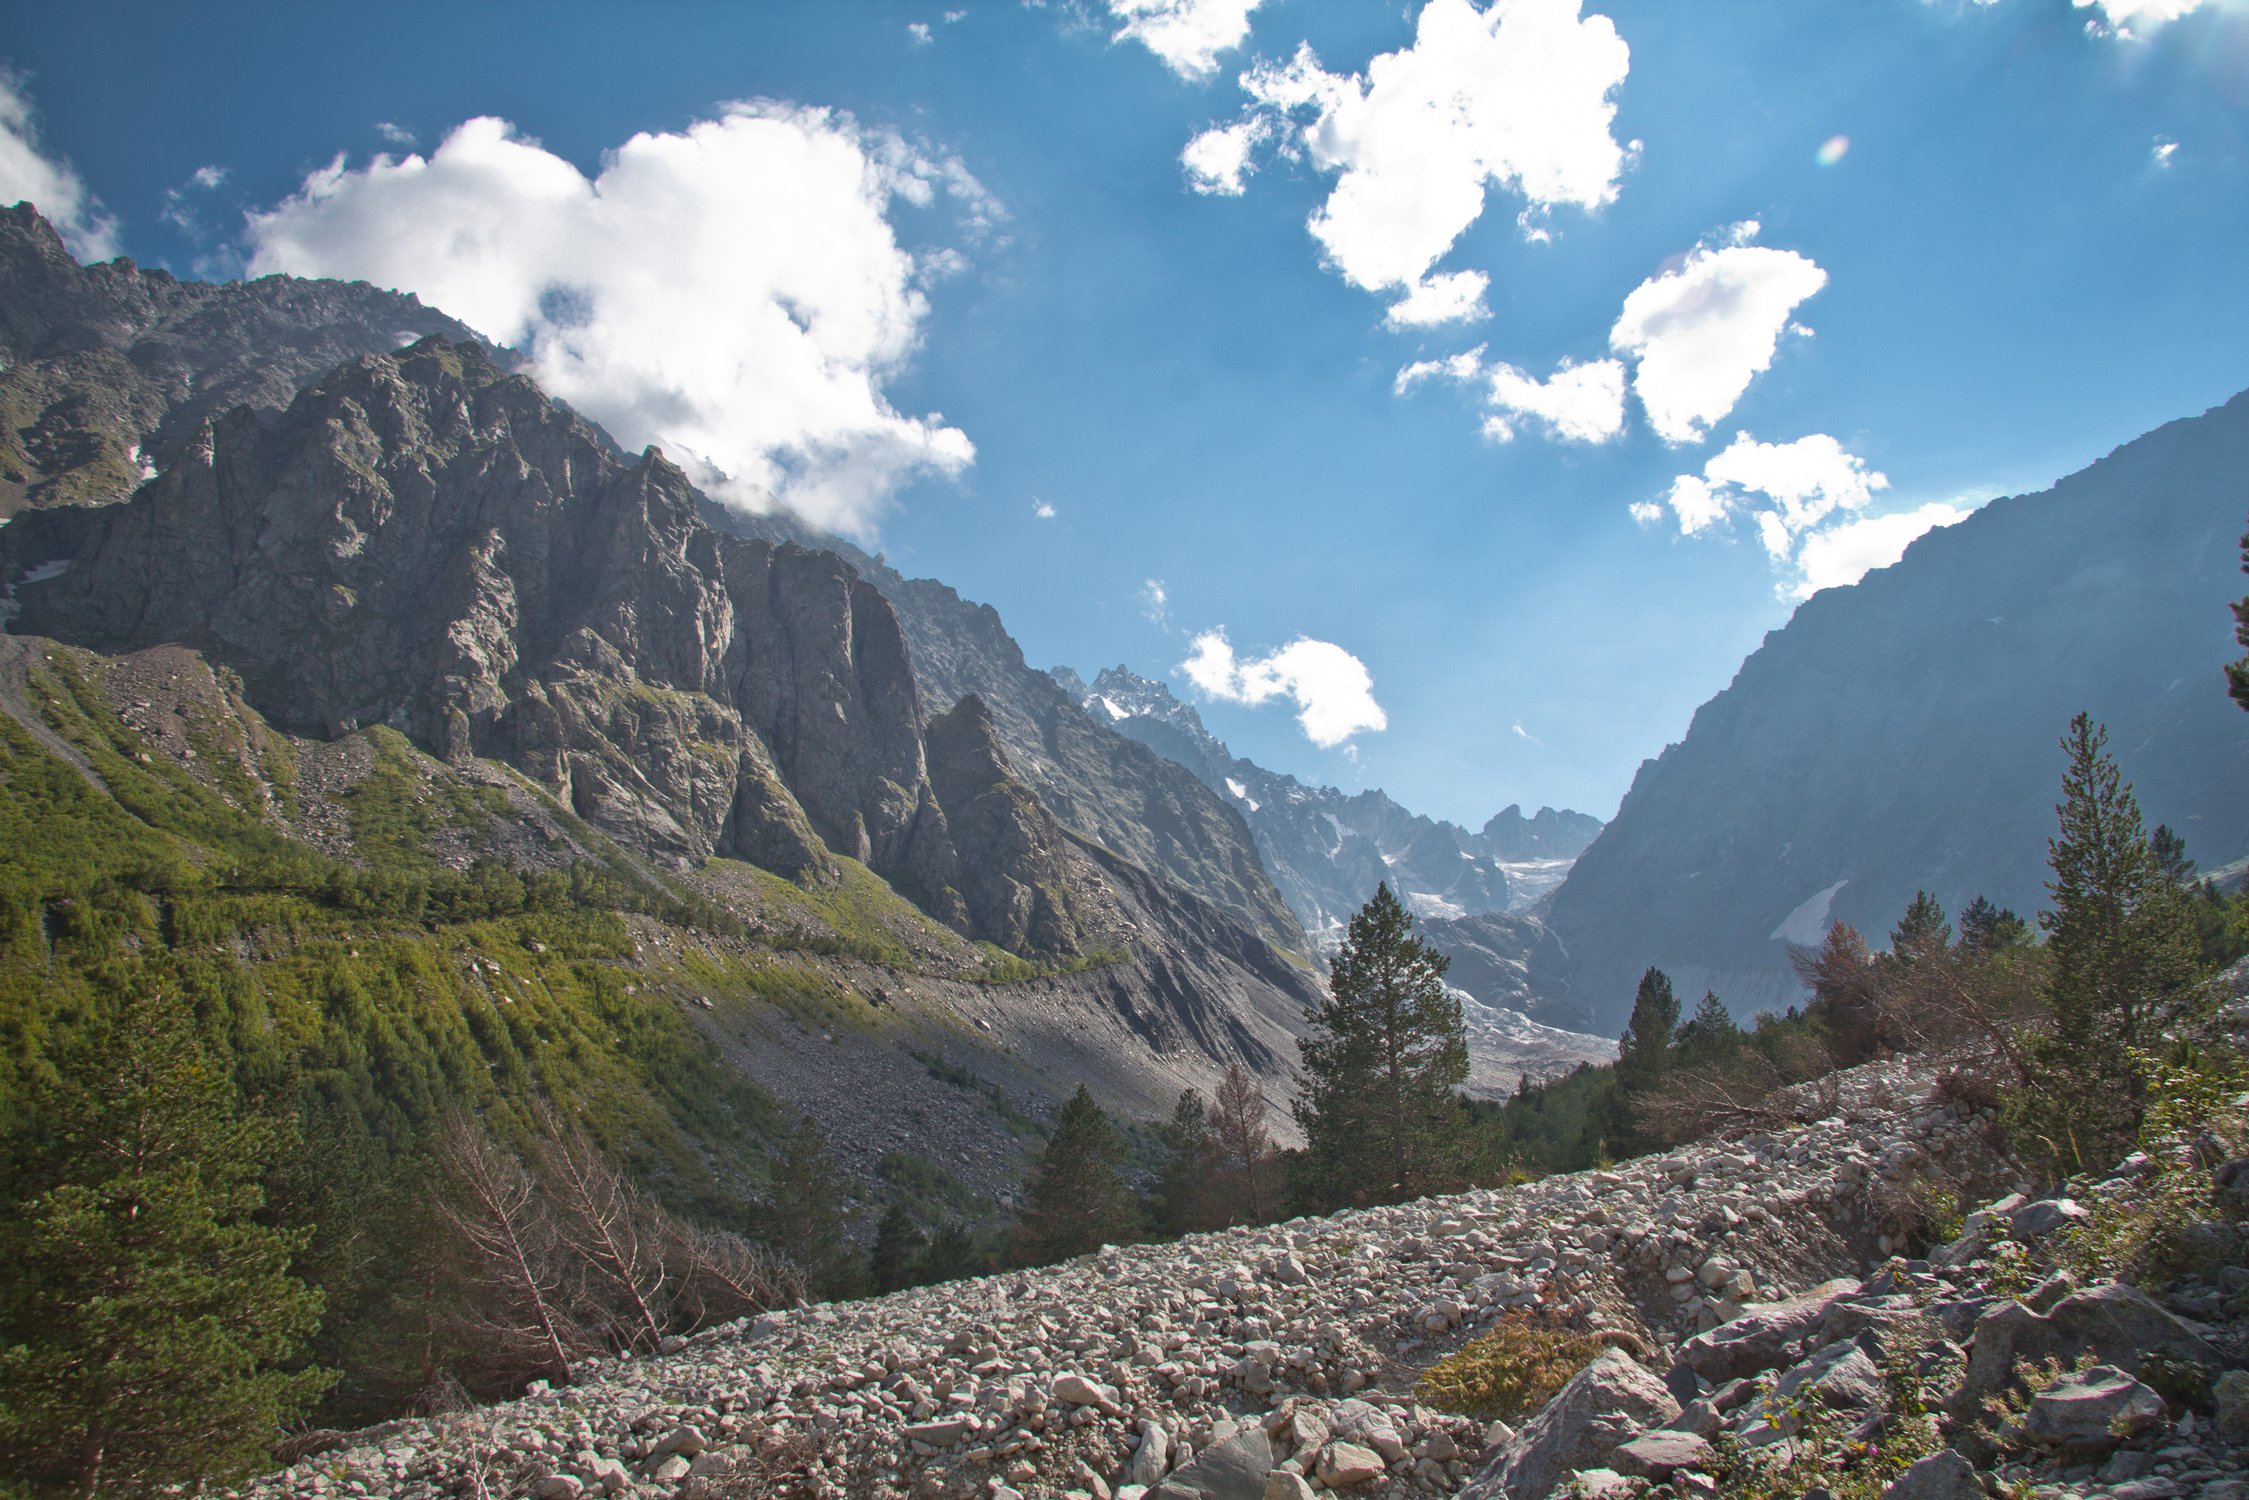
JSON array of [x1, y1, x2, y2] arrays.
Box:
[[1316, 1442, 1386, 1487], [1610, 1429, 1712, 1480], [1150, 1425, 1275, 1500], [2216, 1368, 2249, 1443], [1676, 1279, 1861, 1387], [1878, 1449, 1982, 1500], [1460, 1349, 1681, 1500], [1957, 1285, 2219, 1409], [2021, 1365, 2166, 1452], [1128, 1422, 1173, 1487]]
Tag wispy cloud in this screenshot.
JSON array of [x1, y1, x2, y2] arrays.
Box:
[[1108, 0, 1266, 80], [1032, 498, 1057, 519], [1139, 578, 1170, 628], [0, 71, 120, 260]]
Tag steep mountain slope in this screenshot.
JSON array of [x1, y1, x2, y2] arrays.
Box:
[[1054, 664, 1602, 940], [0, 204, 478, 516], [1545, 387, 2249, 1030], [708, 508, 1309, 960]]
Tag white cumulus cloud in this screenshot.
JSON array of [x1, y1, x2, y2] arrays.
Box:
[[1110, 0, 1266, 79], [1610, 228, 1828, 444], [1643, 432, 1967, 598], [1791, 501, 1970, 598], [1180, 629, 1388, 748], [908, 21, 935, 45], [1181, 117, 1269, 195], [1209, 0, 1630, 321], [1384, 270, 1491, 328], [1392, 343, 1623, 444], [1032, 498, 1057, 519], [2076, 0, 2212, 35], [0, 73, 119, 261], [245, 104, 993, 538], [1485, 356, 1627, 444]]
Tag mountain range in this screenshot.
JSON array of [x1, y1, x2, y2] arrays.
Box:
[[1052, 663, 1601, 940]]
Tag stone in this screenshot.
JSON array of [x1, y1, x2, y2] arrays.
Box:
[[1262, 1476, 1317, 1500], [2215, 1368, 2249, 1443], [904, 1417, 972, 1446], [1316, 1441, 1386, 1486], [1149, 1425, 1275, 1500], [2021, 1365, 2167, 1452], [655, 1424, 708, 1458], [1775, 1339, 1884, 1411], [1054, 1373, 1124, 1414], [2009, 1198, 2090, 1240], [1958, 1285, 2219, 1409], [533, 1478, 584, 1500], [1877, 1449, 1982, 1500], [1460, 1348, 1681, 1500], [1610, 1429, 1712, 1480], [1676, 1279, 1862, 1386], [1129, 1422, 1174, 1487]]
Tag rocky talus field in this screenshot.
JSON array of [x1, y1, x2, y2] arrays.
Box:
[[236, 1054, 2249, 1500]]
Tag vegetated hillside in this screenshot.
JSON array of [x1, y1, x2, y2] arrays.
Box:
[[1544, 387, 2249, 1032], [708, 507, 1309, 960], [0, 204, 478, 516], [1054, 664, 1602, 940]]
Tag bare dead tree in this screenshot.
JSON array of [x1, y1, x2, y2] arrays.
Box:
[[1209, 1062, 1277, 1224], [530, 1112, 671, 1355], [435, 1109, 583, 1385], [666, 1223, 807, 1329]]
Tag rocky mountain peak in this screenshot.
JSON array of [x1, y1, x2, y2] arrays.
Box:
[[0, 204, 480, 515]]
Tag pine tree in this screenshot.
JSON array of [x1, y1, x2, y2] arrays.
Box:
[[1013, 1086, 1137, 1265], [1616, 967, 1681, 1087], [869, 1203, 927, 1294], [918, 1219, 982, 1284], [1674, 990, 1742, 1067], [2227, 523, 2249, 712], [1889, 892, 1953, 964], [1958, 895, 2030, 955], [761, 1118, 856, 1296], [2150, 824, 2196, 886], [1148, 1089, 1215, 1237], [0, 994, 334, 1495], [2010, 715, 2205, 1173], [1294, 883, 1471, 1209]]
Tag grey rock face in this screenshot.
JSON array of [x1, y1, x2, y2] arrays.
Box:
[[1061, 664, 1602, 944], [1542, 386, 2249, 1031], [2020, 1365, 2165, 1452], [1956, 1284, 2219, 1411], [5, 340, 1076, 952], [1150, 1424, 1274, 1500], [0, 203, 479, 516]]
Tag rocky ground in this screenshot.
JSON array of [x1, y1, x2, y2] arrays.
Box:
[[241, 1053, 2244, 1500]]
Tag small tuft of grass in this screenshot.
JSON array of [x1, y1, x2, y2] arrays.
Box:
[[1414, 1310, 1605, 1423]]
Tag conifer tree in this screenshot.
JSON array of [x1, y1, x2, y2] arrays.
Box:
[[1889, 892, 1953, 965], [1958, 895, 2030, 955], [2009, 715, 2205, 1173], [919, 1219, 982, 1284], [1148, 1088, 1215, 1237], [1294, 883, 1470, 1209], [1617, 967, 1681, 1087], [761, 1118, 857, 1296], [2227, 523, 2249, 712], [1674, 990, 1743, 1067], [1013, 1086, 1137, 1264], [870, 1203, 927, 1294], [0, 994, 333, 1495]]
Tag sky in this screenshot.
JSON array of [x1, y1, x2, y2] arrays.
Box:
[[3, 0, 2247, 826]]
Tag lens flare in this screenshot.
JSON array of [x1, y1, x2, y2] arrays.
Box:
[[1816, 134, 1850, 167]]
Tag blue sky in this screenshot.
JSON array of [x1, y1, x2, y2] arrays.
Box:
[[4, 0, 2247, 825]]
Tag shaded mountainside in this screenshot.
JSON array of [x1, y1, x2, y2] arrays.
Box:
[[5, 338, 1112, 960], [0, 203, 478, 516], [708, 508, 1309, 960], [1055, 664, 1602, 940], [1545, 386, 2249, 1032]]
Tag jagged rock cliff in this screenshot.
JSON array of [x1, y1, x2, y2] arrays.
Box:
[[1057, 664, 1602, 940], [0, 203, 478, 516], [1543, 388, 2249, 1032], [4, 338, 1086, 955]]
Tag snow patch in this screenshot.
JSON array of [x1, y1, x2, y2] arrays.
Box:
[[1406, 890, 1464, 921], [1223, 777, 1259, 812], [1772, 878, 1849, 945]]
